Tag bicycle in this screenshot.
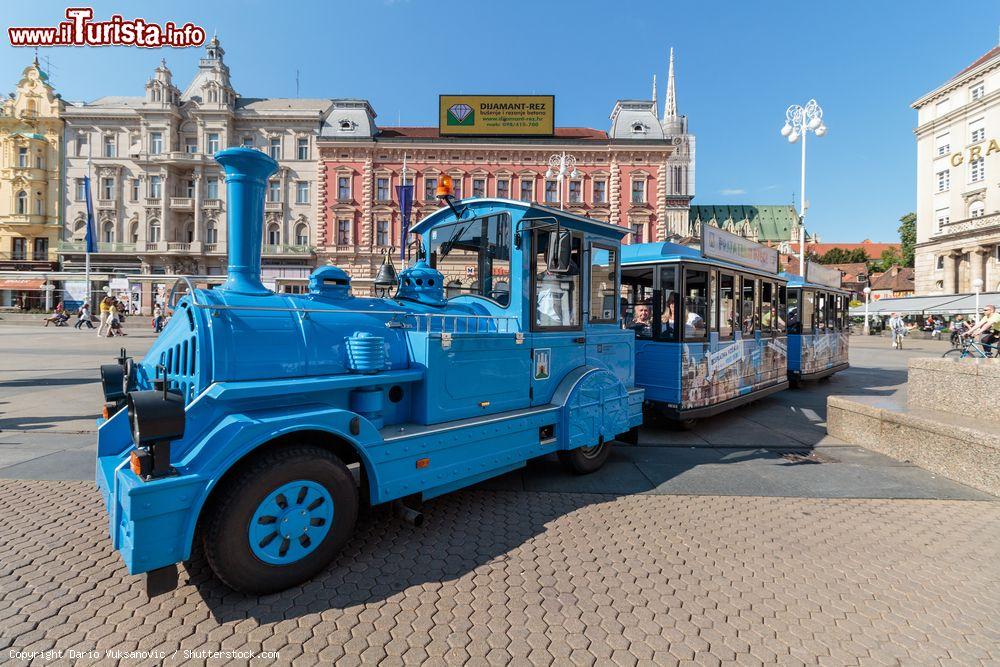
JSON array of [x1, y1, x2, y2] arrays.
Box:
[[891, 328, 906, 349], [942, 334, 1000, 359]]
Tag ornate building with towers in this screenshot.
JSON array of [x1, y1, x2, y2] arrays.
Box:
[[61, 36, 334, 301]]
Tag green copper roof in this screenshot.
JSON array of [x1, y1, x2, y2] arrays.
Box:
[[13, 131, 46, 141], [689, 205, 799, 243]]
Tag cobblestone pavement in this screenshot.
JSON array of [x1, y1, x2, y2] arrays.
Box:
[[2, 480, 997, 666]]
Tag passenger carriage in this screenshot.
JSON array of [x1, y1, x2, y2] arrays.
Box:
[[95, 148, 643, 595], [781, 261, 851, 386], [621, 225, 789, 426]]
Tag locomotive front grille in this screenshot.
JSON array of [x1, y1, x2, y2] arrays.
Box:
[[159, 335, 198, 403]]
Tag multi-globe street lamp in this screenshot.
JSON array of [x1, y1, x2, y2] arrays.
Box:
[[780, 99, 828, 276], [545, 152, 580, 209], [863, 286, 872, 335]]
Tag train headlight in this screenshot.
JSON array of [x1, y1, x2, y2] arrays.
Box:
[[127, 390, 185, 446], [100, 364, 126, 403]]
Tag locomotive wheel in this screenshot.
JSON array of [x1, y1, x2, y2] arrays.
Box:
[[202, 445, 357, 594], [558, 439, 611, 475]]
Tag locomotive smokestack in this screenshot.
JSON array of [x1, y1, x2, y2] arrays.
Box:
[[214, 147, 278, 295]]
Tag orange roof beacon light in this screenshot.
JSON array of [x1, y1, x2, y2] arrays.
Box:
[[435, 174, 463, 218]]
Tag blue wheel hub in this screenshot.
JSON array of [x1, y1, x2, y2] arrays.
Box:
[[248, 480, 334, 565]]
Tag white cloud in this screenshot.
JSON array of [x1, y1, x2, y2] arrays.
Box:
[[720, 188, 746, 196]]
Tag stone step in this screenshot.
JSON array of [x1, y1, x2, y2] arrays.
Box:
[[907, 356, 1000, 422], [827, 393, 999, 497]]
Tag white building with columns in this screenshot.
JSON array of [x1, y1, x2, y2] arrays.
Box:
[[61, 37, 332, 297], [913, 44, 1000, 295]]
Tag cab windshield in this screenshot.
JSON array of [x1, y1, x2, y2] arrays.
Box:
[[428, 213, 511, 306]]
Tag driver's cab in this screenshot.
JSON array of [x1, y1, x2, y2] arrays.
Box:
[[408, 199, 634, 419]]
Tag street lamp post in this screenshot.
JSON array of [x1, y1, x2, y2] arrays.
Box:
[[973, 277, 984, 325], [863, 286, 872, 335], [545, 152, 580, 209], [780, 100, 827, 276]]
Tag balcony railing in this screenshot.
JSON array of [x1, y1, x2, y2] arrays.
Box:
[[938, 211, 999, 237], [203, 243, 223, 253], [145, 197, 162, 206], [170, 197, 193, 210], [264, 201, 283, 211], [96, 199, 116, 210], [166, 242, 191, 252], [203, 199, 222, 210], [262, 244, 314, 255], [58, 241, 137, 253]]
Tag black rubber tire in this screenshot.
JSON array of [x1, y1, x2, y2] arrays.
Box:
[[558, 440, 611, 475], [201, 445, 358, 594], [942, 348, 963, 359]]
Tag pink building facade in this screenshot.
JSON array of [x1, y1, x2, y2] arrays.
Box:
[[316, 75, 694, 292]]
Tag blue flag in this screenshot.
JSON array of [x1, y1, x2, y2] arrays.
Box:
[[83, 175, 97, 253], [396, 184, 414, 262]]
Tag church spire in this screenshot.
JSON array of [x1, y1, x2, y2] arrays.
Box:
[[652, 74, 657, 107], [663, 47, 677, 121]]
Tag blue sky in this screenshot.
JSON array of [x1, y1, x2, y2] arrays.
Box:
[[3, 0, 998, 242]]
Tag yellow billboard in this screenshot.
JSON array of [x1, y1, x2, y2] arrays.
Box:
[[439, 95, 554, 136]]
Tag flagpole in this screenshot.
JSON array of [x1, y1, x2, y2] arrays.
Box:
[[85, 142, 92, 308]]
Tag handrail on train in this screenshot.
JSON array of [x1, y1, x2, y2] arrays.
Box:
[[166, 276, 520, 334]]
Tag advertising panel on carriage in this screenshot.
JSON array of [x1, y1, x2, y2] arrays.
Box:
[[805, 261, 842, 289], [701, 224, 780, 274]]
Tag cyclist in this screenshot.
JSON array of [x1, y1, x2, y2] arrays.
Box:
[[964, 304, 1000, 355], [949, 315, 969, 346], [888, 312, 907, 350]]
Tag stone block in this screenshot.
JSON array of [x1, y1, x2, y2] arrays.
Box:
[[907, 357, 1000, 422]]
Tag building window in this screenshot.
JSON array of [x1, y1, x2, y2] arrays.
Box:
[[184, 179, 195, 198], [424, 177, 437, 201], [11, 238, 26, 260], [102, 221, 114, 243], [33, 237, 48, 261], [936, 133, 950, 157], [242, 136, 254, 149], [295, 223, 309, 246], [148, 221, 161, 243], [496, 178, 509, 199], [206, 177, 219, 199], [130, 178, 140, 201], [185, 138, 198, 154], [544, 180, 558, 203], [569, 180, 582, 203], [376, 177, 390, 202], [18, 147, 28, 167], [206, 221, 218, 244], [452, 177, 462, 200], [520, 179, 533, 202], [631, 222, 644, 242], [296, 181, 309, 204], [77, 133, 88, 157], [101, 177, 114, 200], [297, 138, 309, 160], [338, 176, 351, 200], [36, 155, 44, 169], [149, 176, 162, 198], [971, 126, 986, 143], [376, 220, 389, 246], [75, 179, 86, 201], [34, 196, 44, 216], [16, 190, 27, 214], [970, 201, 985, 218], [936, 169, 949, 192], [266, 223, 280, 246], [594, 180, 607, 204], [971, 157, 985, 183], [207, 133, 220, 154], [104, 135, 116, 158], [936, 210, 949, 233], [936, 256, 944, 270], [337, 219, 351, 245], [631, 179, 645, 204], [269, 137, 281, 160], [149, 132, 163, 155], [472, 178, 485, 198], [267, 180, 280, 202], [971, 84, 985, 101]]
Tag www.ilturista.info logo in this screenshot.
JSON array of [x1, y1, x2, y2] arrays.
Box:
[[446, 104, 475, 126], [8, 7, 206, 48]]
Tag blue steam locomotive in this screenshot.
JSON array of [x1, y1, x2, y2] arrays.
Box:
[[96, 148, 643, 594]]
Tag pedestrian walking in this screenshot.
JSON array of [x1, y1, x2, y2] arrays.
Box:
[[75, 302, 94, 329], [152, 304, 164, 333], [96, 296, 114, 337], [888, 312, 907, 349]]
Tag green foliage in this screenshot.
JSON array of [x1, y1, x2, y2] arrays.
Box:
[[875, 247, 904, 272], [898, 212, 916, 268], [817, 247, 869, 264]]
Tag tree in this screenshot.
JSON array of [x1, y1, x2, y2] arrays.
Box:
[[898, 212, 916, 268], [818, 247, 869, 264], [876, 247, 903, 272]]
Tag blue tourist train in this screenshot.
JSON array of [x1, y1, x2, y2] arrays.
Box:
[[95, 148, 643, 594], [781, 263, 851, 386], [621, 227, 789, 426]]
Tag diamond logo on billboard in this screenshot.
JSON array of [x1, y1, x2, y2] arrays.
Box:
[[447, 103, 474, 126]]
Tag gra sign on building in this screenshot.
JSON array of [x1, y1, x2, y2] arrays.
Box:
[[438, 95, 554, 136], [701, 224, 779, 274]]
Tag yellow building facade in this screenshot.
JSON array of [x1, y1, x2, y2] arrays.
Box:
[[0, 60, 62, 282]]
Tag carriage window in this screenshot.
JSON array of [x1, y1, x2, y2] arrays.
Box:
[[659, 266, 678, 341], [429, 213, 511, 305], [532, 229, 582, 330], [815, 292, 827, 332], [589, 244, 618, 323], [741, 277, 758, 335], [833, 294, 842, 331], [623, 266, 654, 338], [787, 288, 801, 334], [683, 268, 709, 340], [719, 273, 736, 339], [760, 282, 774, 335], [778, 285, 788, 334], [709, 271, 718, 332]]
